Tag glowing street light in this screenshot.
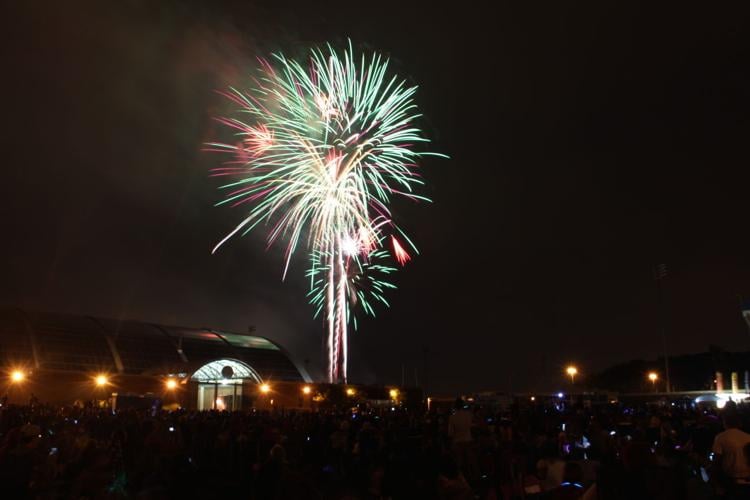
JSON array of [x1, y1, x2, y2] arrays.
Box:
[[566, 365, 578, 384], [260, 383, 271, 394], [302, 385, 312, 395], [648, 372, 659, 391], [165, 379, 178, 390], [95, 374, 108, 387], [10, 370, 25, 383], [389, 388, 399, 400], [346, 387, 356, 397]]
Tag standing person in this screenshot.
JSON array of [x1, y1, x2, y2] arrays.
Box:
[[712, 411, 750, 499], [448, 398, 476, 482]]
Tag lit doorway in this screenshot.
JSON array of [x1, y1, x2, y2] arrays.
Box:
[[197, 382, 243, 411], [190, 359, 261, 411]]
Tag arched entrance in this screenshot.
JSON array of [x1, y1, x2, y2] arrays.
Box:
[[191, 359, 261, 410]]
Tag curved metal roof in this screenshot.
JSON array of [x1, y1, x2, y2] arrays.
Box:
[[0, 309, 307, 382]]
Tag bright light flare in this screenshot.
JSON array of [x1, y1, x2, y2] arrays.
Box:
[[342, 235, 359, 256], [648, 372, 658, 382], [358, 227, 376, 254], [166, 379, 178, 390], [346, 387, 356, 396], [260, 383, 271, 394], [10, 370, 24, 383], [95, 374, 108, 387], [389, 388, 399, 399], [302, 385, 312, 395], [314, 93, 338, 118]]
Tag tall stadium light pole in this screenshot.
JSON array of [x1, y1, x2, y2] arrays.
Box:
[[655, 264, 671, 393]]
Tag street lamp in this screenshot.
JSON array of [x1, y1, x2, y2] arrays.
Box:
[[260, 383, 271, 394], [302, 385, 312, 395], [566, 365, 578, 384], [165, 378, 178, 390], [346, 387, 356, 397], [94, 374, 108, 387], [648, 372, 658, 391], [10, 370, 25, 383]]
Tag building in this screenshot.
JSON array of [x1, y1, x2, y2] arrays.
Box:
[[0, 309, 310, 410]]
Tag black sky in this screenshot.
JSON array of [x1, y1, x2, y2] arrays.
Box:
[[2, 1, 750, 394]]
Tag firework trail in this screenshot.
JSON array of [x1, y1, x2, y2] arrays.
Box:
[[207, 41, 444, 382]]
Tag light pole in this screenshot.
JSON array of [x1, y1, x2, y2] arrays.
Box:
[[389, 388, 399, 402], [301, 385, 312, 409], [566, 365, 578, 385], [648, 372, 659, 392], [654, 264, 672, 392]]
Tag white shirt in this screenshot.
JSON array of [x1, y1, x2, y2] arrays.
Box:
[[712, 428, 750, 478], [448, 410, 473, 443]]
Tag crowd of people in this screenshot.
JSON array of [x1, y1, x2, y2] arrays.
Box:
[[0, 395, 749, 499]]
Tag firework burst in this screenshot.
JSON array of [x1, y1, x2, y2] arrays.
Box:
[[207, 41, 444, 382]]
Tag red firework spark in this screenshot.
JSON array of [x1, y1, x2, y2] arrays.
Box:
[[391, 236, 411, 266]]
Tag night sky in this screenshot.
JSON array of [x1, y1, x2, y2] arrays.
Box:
[[3, 2, 750, 394]]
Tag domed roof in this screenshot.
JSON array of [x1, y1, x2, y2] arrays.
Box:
[[0, 309, 308, 382]]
